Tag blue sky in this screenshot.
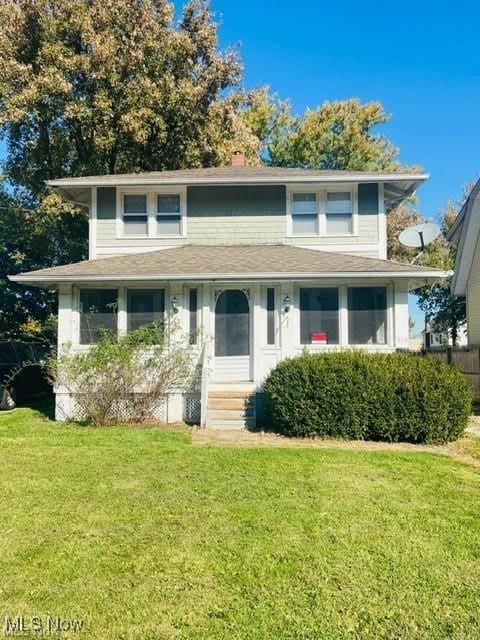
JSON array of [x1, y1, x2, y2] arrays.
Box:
[[211, 0, 480, 332]]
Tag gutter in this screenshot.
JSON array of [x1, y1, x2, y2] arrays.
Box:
[[47, 173, 430, 188], [10, 270, 449, 284]]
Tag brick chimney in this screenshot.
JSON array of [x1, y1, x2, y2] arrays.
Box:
[[231, 150, 246, 167]]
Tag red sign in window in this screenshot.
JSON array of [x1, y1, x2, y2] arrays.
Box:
[[311, 332, 328, 344]]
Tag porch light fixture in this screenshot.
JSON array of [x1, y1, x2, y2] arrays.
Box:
[[171, 296, 179, 314], [283, 294, 292, 313]]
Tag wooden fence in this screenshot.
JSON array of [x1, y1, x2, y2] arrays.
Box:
[[424, 346, 480, 401]]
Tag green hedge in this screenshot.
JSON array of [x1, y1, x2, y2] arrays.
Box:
[[263, 351, 472, 443]]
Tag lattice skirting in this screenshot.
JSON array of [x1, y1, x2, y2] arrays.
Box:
[[56, 391, 201, 424], [184, 393, 201, 425]]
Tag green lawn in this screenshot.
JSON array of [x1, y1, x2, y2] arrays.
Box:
[[1, 406, 480, 639]]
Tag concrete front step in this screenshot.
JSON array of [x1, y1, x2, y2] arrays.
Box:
[[208, 397, 254, 410], [209, 381, 256, 392], [209, 390, 255, 399], [206, 386, 257, 430], [208, 408, 254, 421], [207, 418, 254, 430]]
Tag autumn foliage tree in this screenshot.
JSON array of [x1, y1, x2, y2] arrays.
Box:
[[266, 98, 417, 172]]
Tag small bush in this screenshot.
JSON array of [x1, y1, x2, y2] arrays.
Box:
[[263, 351, 472, 443]]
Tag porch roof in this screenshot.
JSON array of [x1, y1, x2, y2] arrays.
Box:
[[10, 244, 447, 287]]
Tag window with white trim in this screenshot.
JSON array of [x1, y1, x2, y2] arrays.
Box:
[[122, 194, 148, 236], [157, 193, 182, 236], [326, 191, 352, 235], [291, 192, 317, 234]]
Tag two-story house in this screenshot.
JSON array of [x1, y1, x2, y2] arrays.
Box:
[[11, 154, 446, 427]]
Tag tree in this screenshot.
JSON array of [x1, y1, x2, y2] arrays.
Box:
[[0, 185, 87, 339], [265, 99, 419, 172], [0, 0, 258, 338], [415, 200, 466, 345], [387, 197, 423, 263]]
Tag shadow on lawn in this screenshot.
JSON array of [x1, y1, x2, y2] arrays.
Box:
[[16, 396, 55, 421]]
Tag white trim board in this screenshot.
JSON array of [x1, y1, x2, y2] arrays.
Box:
[[48, 173, 429, 188]]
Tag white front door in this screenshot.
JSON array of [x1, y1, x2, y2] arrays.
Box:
[[213, 289, 251, 380]]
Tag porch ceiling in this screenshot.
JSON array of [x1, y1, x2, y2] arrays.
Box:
[[10, 244, 447, 288]]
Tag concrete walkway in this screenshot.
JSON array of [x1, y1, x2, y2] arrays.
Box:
[[192, 427, 449, 454]]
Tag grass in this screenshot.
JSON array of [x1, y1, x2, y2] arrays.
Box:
[[1, 405, 480, 639], [454, 434, 480, 463]]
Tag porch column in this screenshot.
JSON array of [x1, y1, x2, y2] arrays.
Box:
[[393, 282, 409, 349], [57, 284, 73, 352], [166, 282, 186, 424], [56, 284, 74, 421], [201, 283, 213, 349], [252, 283, 262, 382], [339, 285, 348, 346], [117, 286, 127, 336], [167, 282, 186, 335], [280, 282, 296, 359]]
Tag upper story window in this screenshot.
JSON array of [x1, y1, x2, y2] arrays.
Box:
[[326, 192, 352, 235], [291, 192, 318, 235], [157, 194, 182, 235], [122, 194, 148, 236], [119, 189, 185, 238], [289, 187, 356, 237]]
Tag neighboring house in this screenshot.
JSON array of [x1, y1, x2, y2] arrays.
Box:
[[11, 154, 446, 427], [448, 179, 480, 344]]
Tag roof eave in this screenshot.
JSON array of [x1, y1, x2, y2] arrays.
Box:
[[450, 179, 480, 296], [47, 173, 429, 188], [10, 269, 448, 287]]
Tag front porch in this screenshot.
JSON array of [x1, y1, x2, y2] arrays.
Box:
[[54, 278, 411, 427]]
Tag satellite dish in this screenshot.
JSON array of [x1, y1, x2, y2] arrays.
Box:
[[399, 222, 440, 251]]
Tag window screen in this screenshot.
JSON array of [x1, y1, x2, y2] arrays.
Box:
[[266, 288, 275, 345], [157, 194, 181, 235], [348, 287, 387, 344], [300, 288, 339, 344], [79, 289, 118, 344], [292, 193, 317, 234], [127, 289, 165, 332], [189, 288, 198, 345], [123, 194, 148, 235], [326, 192, 352, 235]]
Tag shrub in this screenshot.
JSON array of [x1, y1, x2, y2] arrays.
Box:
[[263, 351, 471, 443], [49, 322, 195, 425]]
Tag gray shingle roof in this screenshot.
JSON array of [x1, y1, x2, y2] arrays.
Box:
[[11, 244, 446, 284]]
